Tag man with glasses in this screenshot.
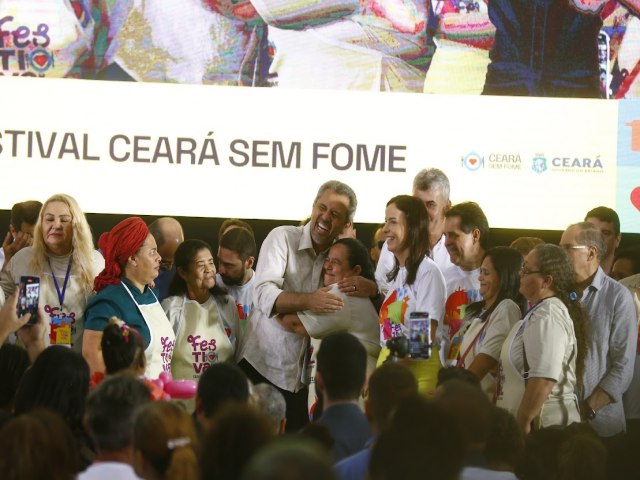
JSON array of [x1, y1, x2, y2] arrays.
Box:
[[149, 217, 184, 301], [559, 222, 636, 441]]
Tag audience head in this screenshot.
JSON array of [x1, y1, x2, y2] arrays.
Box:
[[252, 383, 287, 434], [384, 195, 430, 284], [516, 427, 569, 480], [433, 379, 492, 453], [509, 236, 544, 257], [31, 193, 96, 290], [84, 373, 151, 454], [436, 365, 482, 389], [195, 362, 250, 426], [9, 199, 42, 237], [412, 168, 451, 231], [149, 217, 184, 273], [218, 227, 257, 286], [169, 239, 226, 299], [94, 216, 157, 292], [0, 408, 80, 480], [14, 345, 89, 433], [310, 181, 357, 252], [0, 344, 30, 413], [241, 437, 337, 480], [369, 395, 463, 480], [611, 245, 640, 281], [133, 401, 199, 480], [444, 201, 490, 270], [200, 403, 275, 480], [101, 317, 146, 375], [367, 363, 418, 433], [316, 332, 367, 403], [484, 406, 524, 472], [555, 424, 607, 480], [324, 238, 375, 286]]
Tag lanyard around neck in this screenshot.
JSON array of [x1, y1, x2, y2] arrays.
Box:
[[48, 257, 73, 306]]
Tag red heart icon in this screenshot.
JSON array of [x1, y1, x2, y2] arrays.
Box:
[[33, 53, 47, 67], [469, 158, 477, 165], [631, 187, 640, 212]]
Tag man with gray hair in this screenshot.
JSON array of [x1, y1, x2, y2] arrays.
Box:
[[375, 168, 453, 294], [559, 221, 637, 439], [252, 383, 287, 434], [239, 180, 369, 432]]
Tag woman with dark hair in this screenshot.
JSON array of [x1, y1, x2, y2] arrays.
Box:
[[447, 246, 525, 398], [276, 238, 381, 415], [84, 217, 174, 379], [13, 345, 95, 469], [161, 240, 240, 384], [497, 244, 588, 434], [377, 195, 446, 393]]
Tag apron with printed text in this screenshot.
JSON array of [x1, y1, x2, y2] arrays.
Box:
[[121, 282, 175, 379], [171, 295, 235, 382]]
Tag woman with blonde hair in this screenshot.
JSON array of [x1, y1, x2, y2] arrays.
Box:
[[0, 193, 104, 349], [133, 401, 199, 480]]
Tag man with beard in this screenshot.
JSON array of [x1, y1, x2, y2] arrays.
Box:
[[217, 226, 257, 333], [238, 180, 372, 432]]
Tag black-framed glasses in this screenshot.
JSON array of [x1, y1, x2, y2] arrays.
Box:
[[560, 244, 589, 252], [519, 266, 543, 276]]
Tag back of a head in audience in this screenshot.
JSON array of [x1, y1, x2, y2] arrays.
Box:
[[484, 406, 524, 472], [0, 344, 30, 415], [14, 345, 89, 433], [436, 365, 482, 389], [367, 362, 418, 433], [0, 408, 80, 480], [195, 362, 250, 427], [85, 373, 151, 456], [241, 437, 338, 480], [252, 383, 287, 434], [200, 402, 275, 480], [102, 317, 146, 375], [369, 394, 463, 480], [516, 427, 568, 480], [433, 378, 492, 454], [316, 332, 367, 403], [555, 423, 607, 480], [133, 401, 199, 480], [509, 237, 545, 257]]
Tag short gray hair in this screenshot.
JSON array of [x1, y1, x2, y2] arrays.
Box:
[[412, 169, 450, 201], [572, 221, 606, 262], [252, 383, 286, 429], [314, 180, 358, 223]]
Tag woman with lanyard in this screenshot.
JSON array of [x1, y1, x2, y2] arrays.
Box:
[[161, 239, 240, 384], [447, 246, 525, 399], [496, 243, 588, 434], [0, 193, 104, 349], [83, 217, 175, 379]]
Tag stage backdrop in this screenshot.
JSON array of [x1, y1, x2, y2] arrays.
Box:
[[1, 76, 639, 233]]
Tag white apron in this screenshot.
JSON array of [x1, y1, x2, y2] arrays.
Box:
[[170, 295, 235, 382], [121, 282, 175, 379]]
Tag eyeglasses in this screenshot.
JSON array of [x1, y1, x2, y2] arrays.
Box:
[[519, 266, 543, 276], [560, 244, 589, 252]]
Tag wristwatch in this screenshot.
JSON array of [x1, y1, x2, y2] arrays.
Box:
[[585, 404, 596, 421]]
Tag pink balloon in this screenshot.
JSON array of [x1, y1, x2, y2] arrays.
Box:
[[164, 380, 197, 399], [151, 378, 164, 390], [159, 371, 173, 384]]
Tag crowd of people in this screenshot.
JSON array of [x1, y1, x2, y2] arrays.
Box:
[[0, 170, 639, 479]]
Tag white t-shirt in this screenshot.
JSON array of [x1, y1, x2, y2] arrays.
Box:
[[216, 272, 254, 334], [78, 462, 142, 480]]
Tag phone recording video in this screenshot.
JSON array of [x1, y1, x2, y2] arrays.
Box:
[[16, 275, 40, 325]]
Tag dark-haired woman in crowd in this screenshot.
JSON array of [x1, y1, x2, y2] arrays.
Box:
[[162, 240, 240, 384], [497, 244, 587, 434], [13, 345, 95, 469], [133, 401, 199, 480], [447, 246, 525, 398], [377, 195, 447, 394], [84, 217, 175, 379]]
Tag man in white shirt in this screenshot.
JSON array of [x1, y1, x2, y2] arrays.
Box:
[[239, 180, 373, 431], [217, 226, 257, 332], [375, 168, 453, 293]]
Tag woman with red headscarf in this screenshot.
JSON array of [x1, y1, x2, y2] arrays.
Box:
[[82, 217, 175, 378]]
